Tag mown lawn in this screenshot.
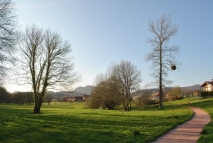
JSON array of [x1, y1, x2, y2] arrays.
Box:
[[188, 97, 213, 143], [0, 101, 194, 143]]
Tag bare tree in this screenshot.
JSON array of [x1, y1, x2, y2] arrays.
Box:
[[168, 86, 182, 101], [114, 60, 141, 111], [0, 0, 17, 84], [146, 15, 179, 109], [88, 61, 141, 111], [18, 25, 80, 113]]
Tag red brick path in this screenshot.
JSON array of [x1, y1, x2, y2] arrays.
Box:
[[152, 107, 211, 143]]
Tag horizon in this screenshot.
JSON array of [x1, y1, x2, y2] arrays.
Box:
[[5, 83, 202, 93]]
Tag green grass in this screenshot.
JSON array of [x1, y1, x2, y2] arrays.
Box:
[[164, 97, 201, 106], [0, 101, 195, 143], [187, 98, 213, 143]]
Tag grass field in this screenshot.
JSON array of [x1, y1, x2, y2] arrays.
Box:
[[187, 97, 213, 143], [0, 98, 203, 143]]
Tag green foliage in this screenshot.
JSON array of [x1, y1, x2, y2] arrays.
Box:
[[134, 94, 151, 110], [0, 102, 193, 143], [201, 129, 208, 135], [200, 91, 213, 97]]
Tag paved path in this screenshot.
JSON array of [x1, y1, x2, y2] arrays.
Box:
[[152, 107, 211, 143]]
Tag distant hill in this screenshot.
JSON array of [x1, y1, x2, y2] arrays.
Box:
[[133, 84, 201, 96], [47, 86, 94, 99], [47, 91, 71, 99], [74, 85, 94, 95], [180, 84, 201, 91], [49, 84, 201, 99]]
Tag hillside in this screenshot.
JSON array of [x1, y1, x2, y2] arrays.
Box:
[[49, 84, 201, 99], [133, 84, 201, 96], [47, 86, 94, 99], [74, 85, 94, 95]]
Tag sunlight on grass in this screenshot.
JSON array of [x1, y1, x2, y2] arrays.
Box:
[[0, 101, 194, 143]]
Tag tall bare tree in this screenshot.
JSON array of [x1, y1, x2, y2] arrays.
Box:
[[114, 60, 141, 111], [19, 25, 80, 113], [0, 0, 17, 84], [146, 15, 179, 109]]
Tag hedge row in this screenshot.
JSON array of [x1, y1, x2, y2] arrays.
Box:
[[200, 91, 213, 97]]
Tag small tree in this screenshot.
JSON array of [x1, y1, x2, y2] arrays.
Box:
[[146, 15, 179, 109], [168, 86, 182, 101], [87, 61, 141, 111], [86, 75, 123, 110], [18, 25, 80, 113], [114, 60, 141, 111], [135, 94, 150, 110]]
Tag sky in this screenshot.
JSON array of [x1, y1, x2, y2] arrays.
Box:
[[5, 0, 213, 92]]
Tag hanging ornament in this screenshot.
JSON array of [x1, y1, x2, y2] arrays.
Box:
[[171, 64, 176, 70]]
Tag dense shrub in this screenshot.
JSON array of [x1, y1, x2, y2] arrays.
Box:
[[200, 91, 213, 97], [134, 95, 150, 110], [86, 79, 123, 110]]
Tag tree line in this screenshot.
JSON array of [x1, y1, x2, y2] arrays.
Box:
[[0, 86, 53, 104]]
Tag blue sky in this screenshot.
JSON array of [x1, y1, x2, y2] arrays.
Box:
[[6, 0, 213, 92]]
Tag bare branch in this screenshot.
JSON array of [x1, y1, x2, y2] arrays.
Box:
[[0, 0, 17, 85], [17, 25, 81, 113], [146, 14, 180, 109]]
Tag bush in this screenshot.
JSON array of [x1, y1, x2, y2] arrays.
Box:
[[200, 91, 213, 98], [86, 78, 123, 110], [168, 86, 182, 101], [135, 94, 150, 110]]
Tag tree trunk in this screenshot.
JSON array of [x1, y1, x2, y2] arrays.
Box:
[[159, 44, 163, 110], [33, 106, 41, 113], [123, 101, 128, 111], [33, 96, 43, 114], [129, 94, 132, 111]]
